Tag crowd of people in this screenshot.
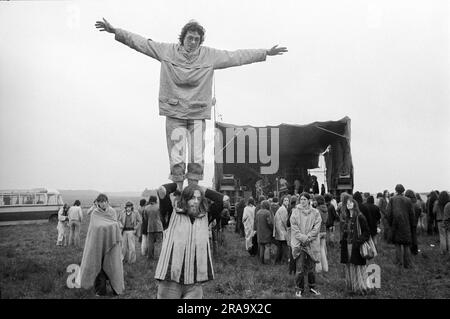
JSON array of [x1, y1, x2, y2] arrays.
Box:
[[62, 181, 228, 298], [238, 185, 450, 297], [56, 184, 449, 298]]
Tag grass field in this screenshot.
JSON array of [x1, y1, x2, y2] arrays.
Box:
[[0, 212, 449, 299]]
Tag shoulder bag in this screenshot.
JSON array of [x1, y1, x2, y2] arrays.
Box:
[[356, 214, 378, 259]]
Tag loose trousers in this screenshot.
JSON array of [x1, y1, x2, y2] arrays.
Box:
[[166, 117, 206, 182], [122, 230, 136, 264]]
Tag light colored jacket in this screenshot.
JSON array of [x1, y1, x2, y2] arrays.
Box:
[[68, 206, 83, 222], [243, 205, 256, 250], [273, 205, 289, 241], [290, 206, 322, 262], [115, 29, 267, 120]]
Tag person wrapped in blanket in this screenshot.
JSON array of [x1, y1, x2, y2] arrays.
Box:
[[77, 194, 124, 296], [154, 182, 225, 299]]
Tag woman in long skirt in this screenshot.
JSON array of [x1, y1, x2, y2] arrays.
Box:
[[340, 198, 372, 295]]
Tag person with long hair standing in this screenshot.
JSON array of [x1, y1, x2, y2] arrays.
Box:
[[56, 203, 70, 246], [154, 183, 225, 299], [340, 198, 371, 295]]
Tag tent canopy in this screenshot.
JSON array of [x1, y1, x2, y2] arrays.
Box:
[[214, 116, 353, 194]]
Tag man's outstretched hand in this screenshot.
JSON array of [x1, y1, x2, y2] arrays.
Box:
[[95, 18, 116, 34], [267, 45, 288, 56]]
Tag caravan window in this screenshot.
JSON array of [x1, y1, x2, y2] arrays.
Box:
[[36, 194, 46, 205], [21, 194, 35, 205], [7, 195, 20, 205], [47, 194, 58, 205]]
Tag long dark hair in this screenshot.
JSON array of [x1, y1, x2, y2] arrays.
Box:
[[342, 198, 362, 220], [428, 191, 439, 208], [180, 184, 208, 214], [437, 191, 450, 210], [62, 203, 69, 216]]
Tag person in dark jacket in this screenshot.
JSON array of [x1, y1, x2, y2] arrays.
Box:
[[144, 195, 163, 260], [140, 198, 149, 256], [387, 184, 415, 268], [365, 196, 381, 245], [254, 200, 274, 264], [137, 198, 146, 244], [320, 184, 326, 196], [324, 193, 338, 248], [340, 198, 372, 295], [311, 175, 320, 195], [270, 197, 280, 217], [235, 197, 246, 237], [353, 192, 376, 239]]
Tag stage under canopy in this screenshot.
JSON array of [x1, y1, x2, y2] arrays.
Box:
[[214, 116, 353, 196]]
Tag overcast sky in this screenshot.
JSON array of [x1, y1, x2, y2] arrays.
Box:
[[0, 0, 449, 194]]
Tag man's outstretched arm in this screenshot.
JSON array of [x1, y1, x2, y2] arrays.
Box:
[[95, 18, 167, 61], [211, 44, 288, 70]]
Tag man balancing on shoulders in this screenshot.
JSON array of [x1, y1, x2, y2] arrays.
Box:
[[95, 18, 288, 191]]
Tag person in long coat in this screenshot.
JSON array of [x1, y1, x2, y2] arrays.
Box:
[[340, 198, 371, 295], [242, 197, 257, 255], [290, 192, 322, 297], [154, 183, 225, 299], [274, 195, 290, 264], [254, 200, 274, 264], [387, 184, 415, 268]]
